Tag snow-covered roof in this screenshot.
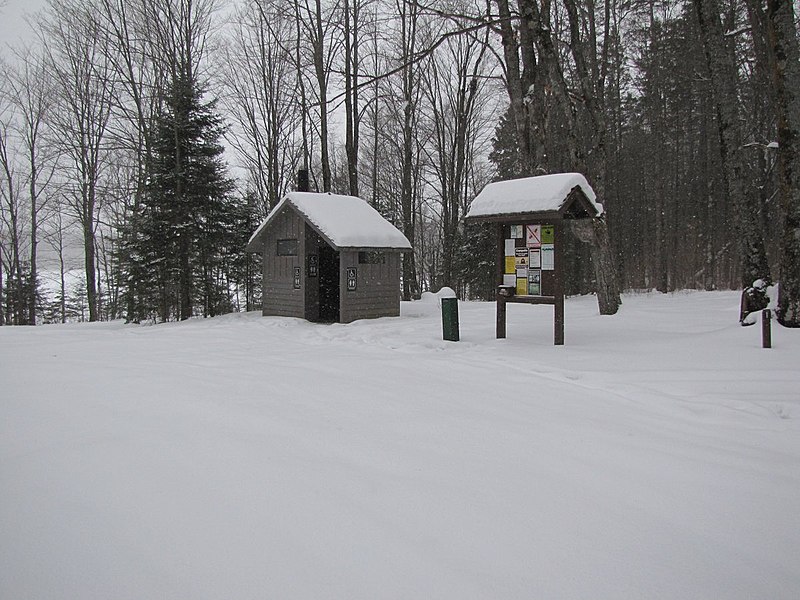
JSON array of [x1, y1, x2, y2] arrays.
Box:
[[247, 192, 412, 252], [465, 173, 603, 220]]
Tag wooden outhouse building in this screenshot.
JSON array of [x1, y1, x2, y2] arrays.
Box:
[[246, 192, 412, 323]]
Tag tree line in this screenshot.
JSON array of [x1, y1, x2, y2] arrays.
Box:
[[1, 0, 798, 326]]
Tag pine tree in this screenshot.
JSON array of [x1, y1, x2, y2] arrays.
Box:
[[130, 78, 236, 321]]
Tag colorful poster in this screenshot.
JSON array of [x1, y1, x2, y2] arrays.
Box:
[[541, 244, 554, 270], [503, 274, 516, 287], [541, 224, 555, 244], [510, 224, 523, 239], [526, 224, 541, 247], [528, 270, 541, 296], [505, 256, 515, 274], [529, 248, 541, 268], [504, 239, 515, 256], [516, 278, 527, 296]]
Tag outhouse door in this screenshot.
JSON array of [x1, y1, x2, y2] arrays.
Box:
[[318, 244, 340, 322]]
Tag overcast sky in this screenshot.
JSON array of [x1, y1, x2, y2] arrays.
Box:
[[0, 0, 46, 50]]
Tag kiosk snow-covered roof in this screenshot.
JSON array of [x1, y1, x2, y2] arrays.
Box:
[[465, 173, 602, 222]]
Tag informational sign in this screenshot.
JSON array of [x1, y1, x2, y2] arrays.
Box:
[[346, 267, 357, 291], [526, 224, 541, 247], [541, 244, 554, 270], [516, 267, 528, 279], [529, 248, 541, 268], [528, 269, 541, 295], [515, 247, 529, 268], [307, 255, 318, 277], [510, 225, 523, 239], [505, 256, 515, 274], [505, 239, 515, 256], [516, 277, 527, 296], [293, 267, 301, 289], [541, 224, 555, 244]]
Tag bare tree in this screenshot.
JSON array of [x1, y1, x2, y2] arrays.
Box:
[[221, 0, 301, 212], [0, 74, 27, 325], [420, 2, 492, 289], [754, 0, 800, 326], [340, 0, 375, 196], [693, 0, 771, 289], [292, 0, 338, 192], [5, 48, 57, 324], [40, 0, 116, 322], [395, 0, 424, 299], [493, 0, 621, 313]]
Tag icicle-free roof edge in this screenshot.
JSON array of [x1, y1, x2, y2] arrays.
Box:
[[465, 173, 603, 220], [247, 192, 412, 252]]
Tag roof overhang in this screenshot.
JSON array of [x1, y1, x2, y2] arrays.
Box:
[[247, 193, 413, 253], [464, 174, 602, 224]]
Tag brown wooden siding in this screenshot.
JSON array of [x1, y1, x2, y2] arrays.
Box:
[[339, 251, 401, 323], [262, 208, 305, 318], [304, 225, 323, 321], [257, 206, 403, 323]]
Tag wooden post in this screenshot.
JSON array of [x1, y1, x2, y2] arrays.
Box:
[[762, 308, 771, 348], [495, 223, 505, 286], [553, 220, 565, 345], [496, 223, 506, 339], [497, 295, 507, 338]]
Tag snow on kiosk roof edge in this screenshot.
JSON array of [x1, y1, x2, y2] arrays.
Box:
[[465, 173, 603, 219], [247, 192, 412, 252]]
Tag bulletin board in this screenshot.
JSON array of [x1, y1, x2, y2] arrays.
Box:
[[503, 223, 555, 297]]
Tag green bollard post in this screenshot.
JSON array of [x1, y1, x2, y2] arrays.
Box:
[[441, 297, 460, 342]]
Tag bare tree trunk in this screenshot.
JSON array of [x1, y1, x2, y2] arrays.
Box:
[[0, 244, 4, 326], [41, 0, 115, 322], [494, 0, 533, 173], [762, 0, 800, 326], [398, 0, 420, 300], [514, 0, 620, 314], [343, 0, 360, 197], [694, 0, 771, 289], [314, 0, 332, 192]]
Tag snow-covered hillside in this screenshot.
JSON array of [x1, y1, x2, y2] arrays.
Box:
[[2, 292, 798, 599]]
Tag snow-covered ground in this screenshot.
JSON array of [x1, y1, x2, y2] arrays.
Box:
[[2, 291, 798, 599]]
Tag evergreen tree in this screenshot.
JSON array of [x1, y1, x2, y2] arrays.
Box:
[[129, 78, 236, 321]]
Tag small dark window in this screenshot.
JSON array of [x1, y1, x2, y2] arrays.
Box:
[[358, 251, 386, 264], [277, 239, 298, 256]]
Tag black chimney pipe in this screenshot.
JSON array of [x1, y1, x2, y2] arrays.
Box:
[[298, 168, 310, 192]]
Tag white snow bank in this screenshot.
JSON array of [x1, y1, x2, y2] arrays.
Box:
[[420, 286, 457, 304], [1, 292, 799, 600]]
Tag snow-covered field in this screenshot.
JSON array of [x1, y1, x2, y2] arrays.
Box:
[[2, 291, 798, 599]]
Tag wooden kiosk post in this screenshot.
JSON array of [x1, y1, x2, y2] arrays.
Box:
[[465, 174, 603, 346]]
